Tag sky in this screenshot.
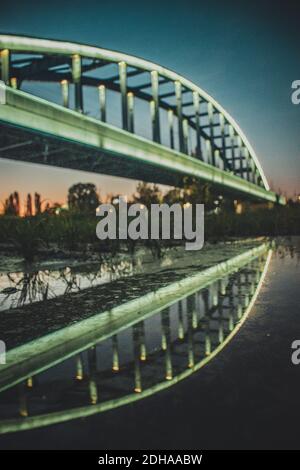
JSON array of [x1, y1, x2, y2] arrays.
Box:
[[0, 0, 299, 208]]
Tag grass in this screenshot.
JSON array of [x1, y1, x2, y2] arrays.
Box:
[[0, 205, 299, 261]]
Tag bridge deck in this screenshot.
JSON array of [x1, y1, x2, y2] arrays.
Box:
[[0, 83, 284, 204]]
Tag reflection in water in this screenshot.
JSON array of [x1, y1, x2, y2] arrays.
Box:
[[0, 249, 271, 433], [0, 259, 133, 311]]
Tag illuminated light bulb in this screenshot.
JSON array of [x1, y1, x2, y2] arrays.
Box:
[[27, 377, 33, 388]]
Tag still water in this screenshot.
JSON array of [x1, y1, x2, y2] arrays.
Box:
[[0, 238, 299, 449]]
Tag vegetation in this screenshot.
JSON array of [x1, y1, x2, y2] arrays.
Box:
[[0, 181, 299, 262], [67, 183, 100, 214]]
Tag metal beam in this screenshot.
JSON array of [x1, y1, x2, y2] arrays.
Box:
[[193, 91, 202, 160], [151, 70, 160, 143], [0, 49, 10, 84], [98, 84, 106, 122], [127, 91, 134, 133], [119, 61, 128, 130], [175, 81, 185, 153], [72, 54, 83, 113]]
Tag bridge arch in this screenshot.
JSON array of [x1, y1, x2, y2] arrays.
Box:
[[0, 34, 282, 202]]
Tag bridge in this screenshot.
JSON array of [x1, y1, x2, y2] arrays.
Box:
[[0, 34, 284, 203]]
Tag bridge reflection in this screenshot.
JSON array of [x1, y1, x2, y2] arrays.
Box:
[[0, 247, 272, 434]]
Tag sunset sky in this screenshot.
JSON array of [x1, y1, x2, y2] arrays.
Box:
[[0, 0, 299, 209]]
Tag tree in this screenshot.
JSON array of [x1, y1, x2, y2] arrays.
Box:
[[67, 183, 100, 213], [182, 177, 214, 209], [163, 188, 184, 205], [25, 193, 32, 217], [3, 191, 20, 216], [34, 192, 42, 215], [133, 182, 162, 207]]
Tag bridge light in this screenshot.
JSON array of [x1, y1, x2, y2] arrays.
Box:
[[10, 77, 18, 89], [26, 377, 33, 388]]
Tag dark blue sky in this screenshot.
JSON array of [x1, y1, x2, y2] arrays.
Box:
[[0, 0, 299, 204]]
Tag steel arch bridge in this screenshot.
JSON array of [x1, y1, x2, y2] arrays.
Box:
[[0, 34, 284, 204]]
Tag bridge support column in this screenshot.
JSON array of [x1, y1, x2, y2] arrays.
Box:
[[237, 136, 243, 175], [72, 54, 83, 113], [205, 139, 212, 165], [219, 113, 228, 168], [193, 92, 202, 159], [214, 149, 220, 169], [161, 309, 173, 380], [98, 84, 106, 122], [133, 325, 142, 392], [168, 109, 174, 149], [0, 49, 10, 84], [187, 298, 195, 368], [178, 300, 185, 340], [76, 354, 84, 380], [18, 383, 28, 417], [218, 300, 224, 344], [244, 148, 250, 181], [229, 125, 236, 172], [127, 92, 134, 133], [119, 61, 128, 130], [202, 290, 211, 356], [151, 70, 161, 143], [208, 102, 215, 165], [175, 81, 185, 153], [139, 321, 146, 361], [183, 118, 189, 154], [89, 379, 98, 405], [60, 79, 69, 108], [112, 335, 119, 371]]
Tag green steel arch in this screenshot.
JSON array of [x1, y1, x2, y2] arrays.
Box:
[[0, 34, 284, 203]]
